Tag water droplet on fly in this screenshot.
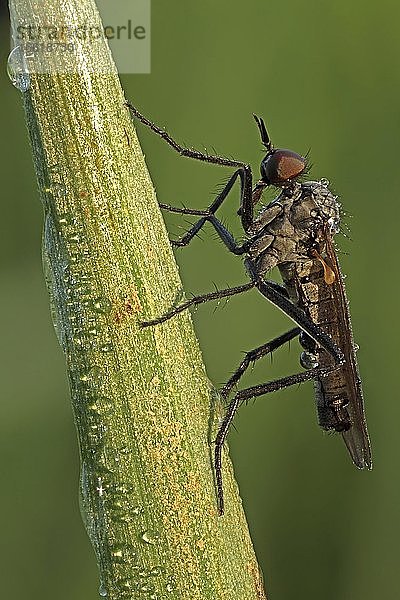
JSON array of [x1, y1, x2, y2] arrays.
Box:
[[141, 530, 160, 545], [300, 351, 319, 370], [76, 283, 95, 299], [7, 46, 30, 92], [320, 178, 330, 187], [98, 582, 108, 597]]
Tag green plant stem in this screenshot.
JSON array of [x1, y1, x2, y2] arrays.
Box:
[[9, 0, 267, 598]]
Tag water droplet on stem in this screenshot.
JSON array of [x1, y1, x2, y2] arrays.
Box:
[[7, 46, 30, 92], [141, 530, 160, 545]]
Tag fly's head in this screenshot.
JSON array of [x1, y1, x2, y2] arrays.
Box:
[[254, 115, 308, 188]]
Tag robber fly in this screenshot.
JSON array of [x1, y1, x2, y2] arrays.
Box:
[[127, 102, 372, 515]]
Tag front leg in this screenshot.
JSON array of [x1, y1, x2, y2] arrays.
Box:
[[220, 327, 301, 398], [126, 102, 256, 230], [161, 170, 249, 250]]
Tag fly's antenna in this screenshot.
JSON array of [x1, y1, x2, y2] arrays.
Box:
[[253, 114, 273, 152]]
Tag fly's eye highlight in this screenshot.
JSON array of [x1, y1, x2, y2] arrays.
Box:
[[260, 149, 307, 186]]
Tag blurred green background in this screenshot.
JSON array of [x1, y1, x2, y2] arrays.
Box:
[[1, 1, 399, 598]]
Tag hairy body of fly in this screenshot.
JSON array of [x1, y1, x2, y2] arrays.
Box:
[[246, 179, 371, 469]]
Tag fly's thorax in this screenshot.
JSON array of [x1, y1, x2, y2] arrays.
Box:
[[287, 181, 340, 241], [246, 180, 340, 276], [300, 179, 341, 234], [277, 261, 299, 303]]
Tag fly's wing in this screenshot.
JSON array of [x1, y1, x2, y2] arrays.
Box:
[[325, 234, 372, 469]]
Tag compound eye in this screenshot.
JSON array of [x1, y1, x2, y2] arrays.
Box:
[[261, 149, 307, 186]]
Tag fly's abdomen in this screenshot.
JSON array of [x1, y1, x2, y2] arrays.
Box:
[[293, 260, 353, 432], [314, 379, 351, 433]]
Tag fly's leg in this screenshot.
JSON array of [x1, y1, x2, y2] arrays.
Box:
[[215, 264, 346, 515], [157, 172, 248, 253], [215, 360, 341, 515], [220, 327, 301, 398], [169, 173, 250, 251], [140, 282, 255, 328], [126, 101, 245, 168], [126, 102, 256, 231], [243, 260, 345, 366]]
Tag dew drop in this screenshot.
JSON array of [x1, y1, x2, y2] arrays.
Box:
[[108, 503, 130, 524], [66, 233, 82, 244], [139, 583, 155, 594], [87, 402, 100, 414], [149, 565, 166, 577], [58, 213, 75, 227], [116, 577, 132, 590], [113, 483, 134, 495], [99, 342, 114, 353], [141, 530, 160, 545], [119, 445, 132, 456], [77, 283, 94, 299], [111, 547, 126, 563], [98, 582, 108, 597], [7, 46, 30, 92], [96, 477, 106, 496], [72, 335, 92, 352], [87, 324, 102, 337], [320, 178, 330, 187], [53, 182, 68, 197], [300, 351, 319, 370], [79, 365, 102, 383], [86, 297, 112, 314]]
